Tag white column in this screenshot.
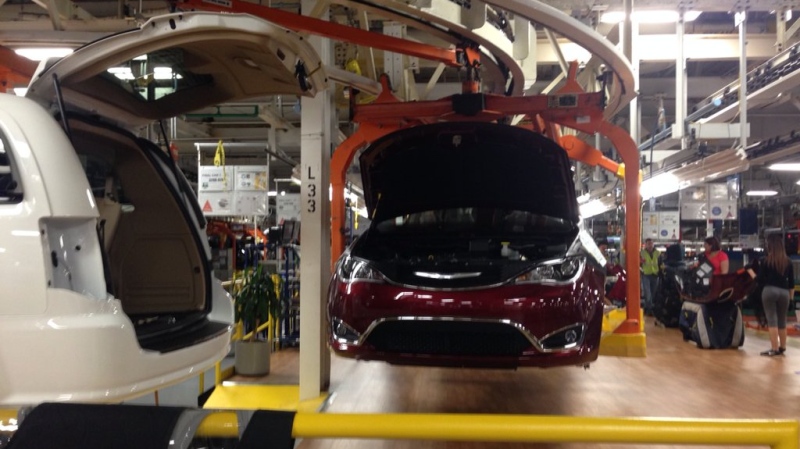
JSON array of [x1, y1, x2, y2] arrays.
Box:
[[737, 10, 748, 155], [777, 7, 787, 53], [675, 10, 687, 147], [299, 0, 333, 401], [384, 22, 407, 99]]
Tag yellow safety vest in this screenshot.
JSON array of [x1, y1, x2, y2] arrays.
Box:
[[641, 249, 660, 275]]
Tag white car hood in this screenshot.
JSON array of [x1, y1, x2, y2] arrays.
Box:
[[26, 12, 326, 127]]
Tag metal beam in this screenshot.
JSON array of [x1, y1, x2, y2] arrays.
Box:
[[359, 10, 377, 81], [44, 0, 62, 30], [421, 62, 446, 100], [785, 13, 800, 42], [531, 0, 800, 11], [31, 0, 94, 22], [777, 6, 787, 53], [0, 19, 136, 33], [258, 104, 294, 130], [452, 34, 779, 65], [544, 28, 568, 75]]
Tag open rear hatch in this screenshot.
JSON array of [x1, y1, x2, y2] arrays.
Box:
[[26, 12, 326, 352]]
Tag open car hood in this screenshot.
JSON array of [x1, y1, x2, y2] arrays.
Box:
[[359, 122, 579, 223], [26, 12, 326, 127]]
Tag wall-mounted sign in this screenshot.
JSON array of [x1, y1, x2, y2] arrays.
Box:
[[235, 166, 269, 191], [199, 166, 234, 192], [680, 183, 737, 221], [276, 194, 301, 223], [197, 191, 234, 216], [643, 211, 680, 242], [198, 165, 268, 216]]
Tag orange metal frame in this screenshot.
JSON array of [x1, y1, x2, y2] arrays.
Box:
[[173, 0, 473, 68], [332, 65, 642, 333]]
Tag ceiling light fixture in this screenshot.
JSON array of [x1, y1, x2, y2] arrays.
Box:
[[746, 179, 777, 197], [636, 148, 749, 202], [579, 197, 615, 219], [14, 47, 73, 61], [640, 172, 680, 200], [745, 190, 778, 197], [599, 10, 701, 24], [768, 163, 800, 171]]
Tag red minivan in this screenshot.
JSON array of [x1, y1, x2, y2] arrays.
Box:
[[328, 122, 607, 369]]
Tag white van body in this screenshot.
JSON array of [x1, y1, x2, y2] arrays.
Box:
[[0, 11, 325, 406]]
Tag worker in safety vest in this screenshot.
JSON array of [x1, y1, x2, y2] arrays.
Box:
[[640, 238, 662, 316]]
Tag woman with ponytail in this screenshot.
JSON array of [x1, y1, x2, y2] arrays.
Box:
[[759, 234, 795, 357]]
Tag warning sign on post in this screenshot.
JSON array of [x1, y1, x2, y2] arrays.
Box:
[[197, 192, 234, 216]]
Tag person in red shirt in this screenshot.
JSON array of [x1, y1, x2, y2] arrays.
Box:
[[703, 236, 729, 275]]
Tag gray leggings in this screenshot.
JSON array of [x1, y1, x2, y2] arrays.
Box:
[[762, 285, 791, 329]]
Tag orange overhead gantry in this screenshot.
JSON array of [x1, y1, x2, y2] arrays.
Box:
[[331, 65, 642, 336], [172, 0, 482, 74]]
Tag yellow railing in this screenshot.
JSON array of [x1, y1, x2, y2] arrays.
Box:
[[202, 319, 272, 389], [196, 412, 798, 449], [1, 408, 797, 448]]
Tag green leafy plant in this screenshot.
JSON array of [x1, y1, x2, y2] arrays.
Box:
[[234, 264, 281, 343]]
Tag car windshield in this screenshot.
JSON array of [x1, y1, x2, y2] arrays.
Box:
[[374, 207, 573, 236]]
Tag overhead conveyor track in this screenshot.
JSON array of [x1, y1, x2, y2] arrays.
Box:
[[641, 40, 800, 154]]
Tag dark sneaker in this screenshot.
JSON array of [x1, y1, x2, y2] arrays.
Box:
[[760, 349, 783, 357], [779, 347, 786, 355]]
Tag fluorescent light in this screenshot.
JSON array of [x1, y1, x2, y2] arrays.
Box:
[[746, 190, 778, 197], [579, 199, 613, 218], [12, 88, 27, 97], [641, 172, 680, 200], [768, 163, 800, 171], [108, 67, 134, 80], [268, 191, 278, 197], [14, 47, 73, 61], [600, 10, 701, 24], [153, 67, 173, 80], [290, 176, 301, 185]]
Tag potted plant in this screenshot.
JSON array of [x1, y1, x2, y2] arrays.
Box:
[[233, 263, 281, 376]]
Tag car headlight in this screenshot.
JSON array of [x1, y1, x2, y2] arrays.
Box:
[[540, 324, 585, 351], [336, 255, 385, 283], [513, 257, 584, 284]]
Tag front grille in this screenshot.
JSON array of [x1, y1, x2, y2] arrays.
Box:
[[364, 320, 532, 356]]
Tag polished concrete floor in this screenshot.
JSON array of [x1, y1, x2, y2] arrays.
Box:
[[132, 317, 800, 448]]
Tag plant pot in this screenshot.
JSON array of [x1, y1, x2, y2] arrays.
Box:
[[234, 340, 271, 376]]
